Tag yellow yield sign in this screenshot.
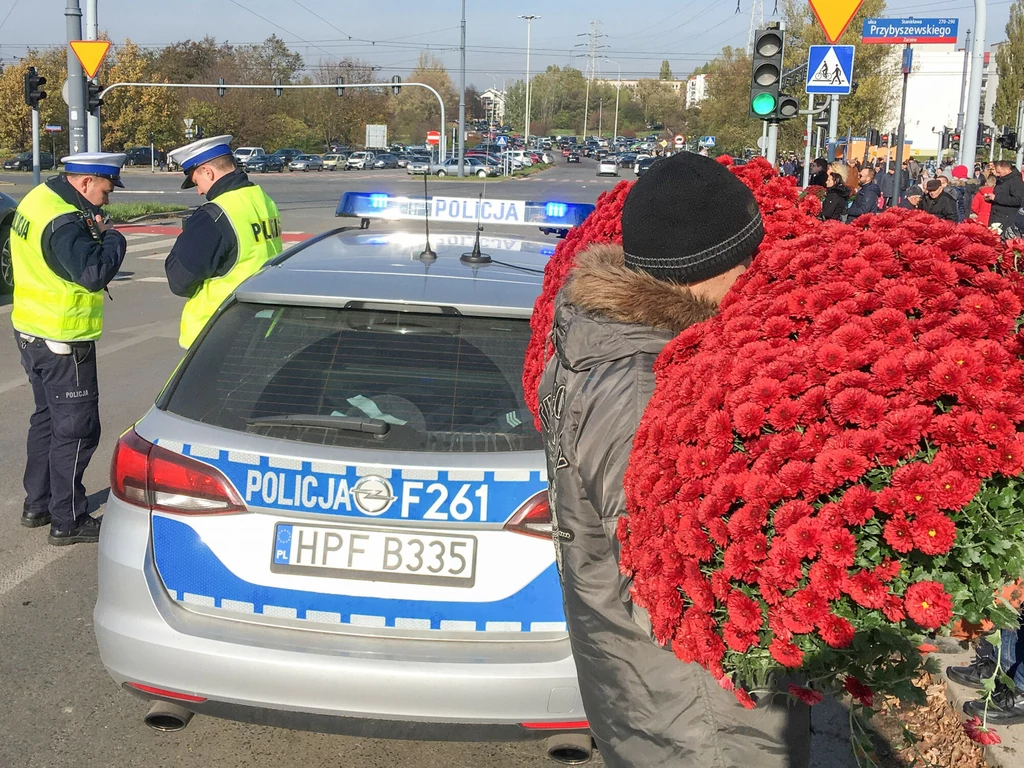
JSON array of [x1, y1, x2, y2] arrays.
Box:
[[808, 0, 865, 43], [70, 40, 111, 79]]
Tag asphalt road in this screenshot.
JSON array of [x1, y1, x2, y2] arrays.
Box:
[[0, 157, 858, 768]]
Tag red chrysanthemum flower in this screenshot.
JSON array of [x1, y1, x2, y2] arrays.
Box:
[[963, 716, 1002, 745], [911, 512, 957, 555], [727, 591, 764, 634], [883, 513, 916, 553], [818, 614, 856, 649], [820, 528, 857, 568], [844, 570, 887, 609], [904, 581, 954, 629], [769, 637, 804, 668], [843, 676, 874, 706], [788, 684, 824, 706]]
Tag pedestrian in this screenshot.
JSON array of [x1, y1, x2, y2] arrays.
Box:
[[808, 158, 828, 187], [877, 163, 909, 208], [820, 170, 851, 221], [164, 135, 283, 349], [983, 160, 1024, 236], [907, 156, 922, 184], [537, 152, 811, 768], [919, 178, 959, 222], [945, 166, 976, 222], [899, 185, 924, 210], [846, 165, 882, 219], [950, 608, 1024, 725], [971, 173, 996, 225], [10, 152, 128, 545]]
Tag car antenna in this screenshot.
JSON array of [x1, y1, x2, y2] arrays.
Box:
[[461, 191, 491, 265], [418, 170, 436, 262]]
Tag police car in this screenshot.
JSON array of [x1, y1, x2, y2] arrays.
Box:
[[94, 192, 599, 762]]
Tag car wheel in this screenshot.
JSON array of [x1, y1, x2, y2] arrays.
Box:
[[0, 220, 13, 296], [317, 166, 322, 172], [477, 170, 487, 178], [437, 170, 447, 177], [303, 166, 309, 172]]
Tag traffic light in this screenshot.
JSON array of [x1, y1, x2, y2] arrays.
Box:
[[86, 80, 103, 112], [24, 67, 46, 108], [776, 95, 800, 120], [881, 133, 889, 144], [217, 77, 226, 97], [749, 26, 785, 119], [336, 75, 345, 97], [941, 128, 950, 150], [998, 131, 1018, 151], [867, 129, 880, 146], [391, 75, 402, 95], [951, 131, 961, 151]]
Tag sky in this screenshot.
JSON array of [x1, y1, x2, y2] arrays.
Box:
[[0, 0, 1015, 89]]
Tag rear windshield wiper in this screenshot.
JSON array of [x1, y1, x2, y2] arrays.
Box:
[[246, 414, 389, 436]]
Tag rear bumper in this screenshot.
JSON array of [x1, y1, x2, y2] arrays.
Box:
[[94, 499, 586, 729]]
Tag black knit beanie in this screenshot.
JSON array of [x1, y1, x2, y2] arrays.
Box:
[[621, 153, 764, 284]]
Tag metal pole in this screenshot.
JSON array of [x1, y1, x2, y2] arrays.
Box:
[[766, 121, 779, 166], [65, 0, 87, 155], [990, 126, 997, 162], [31, 108, 41, 186], [892, 45, 912, 208], [761, 120, 768, 157], [827, 95, 839, 162], [520, 15, 538, 145], [85, 0, 99, 151], [607, 60, 620, 143], [803, 95, 813, 186], [957, 29, 971, 137], [1017, 103, 1024, 169], [961, 0, 986, 169], [457, 0, 466, 177], [583, 76, 590, 139]]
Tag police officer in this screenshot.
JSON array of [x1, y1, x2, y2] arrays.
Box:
[[11, 152, 128, 545], [164, 136, 283, 348]]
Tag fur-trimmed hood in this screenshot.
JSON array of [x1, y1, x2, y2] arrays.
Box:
[[550, 243, 718, 372]]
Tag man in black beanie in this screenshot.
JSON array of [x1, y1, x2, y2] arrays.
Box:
[[537, 153, 810, 768]]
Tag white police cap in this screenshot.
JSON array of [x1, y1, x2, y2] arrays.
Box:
[[167, 135, 234, 189], [60, 152, 128, 188]]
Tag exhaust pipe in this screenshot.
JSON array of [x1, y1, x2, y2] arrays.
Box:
[[545, 733, 594, 764], [144, 700, 194, 732]]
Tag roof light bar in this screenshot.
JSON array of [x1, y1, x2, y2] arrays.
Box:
[[336, 192, 594, 229]]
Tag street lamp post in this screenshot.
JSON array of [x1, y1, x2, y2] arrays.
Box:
[[606, 59, 621, 144], [519, 15, 540, 147]]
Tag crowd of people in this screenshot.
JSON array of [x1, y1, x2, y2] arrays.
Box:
[[780, 152, 1024, 237]]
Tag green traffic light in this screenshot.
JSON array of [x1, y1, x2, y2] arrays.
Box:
[[751, 92, 776, 116]]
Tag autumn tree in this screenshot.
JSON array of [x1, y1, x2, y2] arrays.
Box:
[[994, 0, 1024, 128], [659, 60, 673, 80], [393, 52, 457, 144], [694, 47, 761, 155], [96, 40, 180, 152]]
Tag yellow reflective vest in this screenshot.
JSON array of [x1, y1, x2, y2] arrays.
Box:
[[178, 185, 283, 348], [10, 184, 105, 341]]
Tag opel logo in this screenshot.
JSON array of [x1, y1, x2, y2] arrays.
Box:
[[351, 475, 397, 516]]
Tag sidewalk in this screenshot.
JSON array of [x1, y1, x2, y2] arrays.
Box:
[[939, 642, 1022, 767]]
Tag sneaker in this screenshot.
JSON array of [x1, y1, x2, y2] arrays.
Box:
[[947, 656, 998, 690], [21, 506, 52, 528], [964, 682, 1024, 726], [48, 516, 101, 546]]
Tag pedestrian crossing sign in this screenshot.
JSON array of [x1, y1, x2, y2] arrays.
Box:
[[805, 45, 855, 95], [495, 136, 508, 147]]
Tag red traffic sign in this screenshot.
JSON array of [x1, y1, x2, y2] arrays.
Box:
[[674, 134, 685, 147], [70, 40, 111, 79], [809, 0, 865, 43], [426, 131, 441, 145]]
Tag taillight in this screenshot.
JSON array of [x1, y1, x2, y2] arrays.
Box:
[[504, 491, 553, 539], [127, 682, 207, 703], [110, 428, 246, 515], [520, 720, 589, 730]]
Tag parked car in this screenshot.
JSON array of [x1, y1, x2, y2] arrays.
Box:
[[405, 156, 433, 175], [431, 158, 497, 178], [289, 154, 323, 172], [272, 148, 303, 166], [0, 190, 20, 295], [124, 147, 167, 167], [566, 153, 580, 164], [636, 156, 659, 177], [345, 151, 376, 170], [3, 151, 56, 171], [321, 153, 347, 171], [233, 147, 265, 165], [597, 157, 619, 177], [632, 154, 652, 174], [373, 154, 399, 170], [244, 154, 284, 173]]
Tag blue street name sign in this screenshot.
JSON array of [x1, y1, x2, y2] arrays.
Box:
[[806, 45, 855, 95], [861, 17, 959, 44]]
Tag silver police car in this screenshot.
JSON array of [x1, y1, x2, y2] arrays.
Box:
[[94, 193, 598, 762]]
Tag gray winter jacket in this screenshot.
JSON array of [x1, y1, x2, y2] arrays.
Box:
[[538, 243, 811, 768]]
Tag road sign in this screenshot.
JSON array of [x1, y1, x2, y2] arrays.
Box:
[[699, 136, 716, 148], [674, 134, 685, 148], [495, 135, 508, 147], [809, 0, 864, 43], [660, 140, 668, 148], [806, 45, 855, 95], [44, 124, 62, 133], [69, 40, 111, 79], [426, 130, 441, 145], [183, 118, 194, 129], [862, 17, 959, 44], [757, 136, 768, 150]]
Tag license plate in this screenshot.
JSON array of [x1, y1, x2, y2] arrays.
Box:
[[270, 523, 477, 588]]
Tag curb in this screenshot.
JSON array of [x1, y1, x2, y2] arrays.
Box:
[[116, 224, 313, 243], [938, 647, 1022, 766]]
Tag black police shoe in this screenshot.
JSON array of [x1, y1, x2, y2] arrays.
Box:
[[21, 506, 52, 528], [946, 656, 998, 690], [963, 683, 1024, 725], [48, 516, 101, 546]]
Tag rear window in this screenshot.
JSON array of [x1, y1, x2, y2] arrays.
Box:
[[164, 303, 540, 453]]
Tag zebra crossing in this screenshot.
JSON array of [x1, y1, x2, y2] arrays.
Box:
[[118, 230, 176, 284]]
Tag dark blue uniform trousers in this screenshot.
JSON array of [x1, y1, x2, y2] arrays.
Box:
[[16, 333, 101, 532]]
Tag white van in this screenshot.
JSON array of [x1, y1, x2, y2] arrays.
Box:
[[233, 147, 264, 164]]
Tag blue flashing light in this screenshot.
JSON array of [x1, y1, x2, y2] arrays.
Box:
[[369, 193, 390, 209], [545, 202, 568, 219], [541, 247, 556, 256]]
